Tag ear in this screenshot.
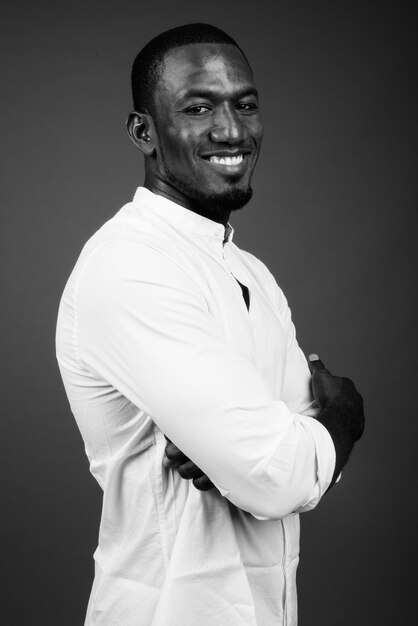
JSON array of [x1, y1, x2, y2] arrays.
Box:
[[126, 111, 156, 156]]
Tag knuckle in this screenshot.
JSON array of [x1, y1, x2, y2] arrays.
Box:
[[314, 369, 330, 380], [180, 462, 206, 480], [193, 475, 210, 490], [165, 443, 189, 464], [165, 450, 178, 462], [165, 442, 178, 457], [177, 463, 189, 478], [178, 462, 197, 478]]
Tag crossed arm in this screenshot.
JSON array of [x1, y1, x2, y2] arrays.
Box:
[[164, 353, 365, 493], [77, 240, 364, 517]]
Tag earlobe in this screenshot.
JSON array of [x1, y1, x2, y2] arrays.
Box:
[[126, 111, 155, 156]]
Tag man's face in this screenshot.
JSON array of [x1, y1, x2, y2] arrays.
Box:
[[150, 43, 263, 219]]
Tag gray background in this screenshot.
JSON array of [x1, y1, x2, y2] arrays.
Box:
[[2, 0, 417, 624]]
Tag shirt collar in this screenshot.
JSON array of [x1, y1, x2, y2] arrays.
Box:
[[132, 187, 234, 245]]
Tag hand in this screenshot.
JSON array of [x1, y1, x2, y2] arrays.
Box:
[[308, 354, 365, 484], [308, 354, 365, 442], [163, 438, 216, 491]]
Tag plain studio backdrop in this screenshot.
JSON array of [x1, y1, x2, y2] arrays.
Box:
[[1, 1, 417, 624]]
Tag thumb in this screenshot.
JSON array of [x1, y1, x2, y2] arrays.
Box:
[[307, 353, 327, 375]]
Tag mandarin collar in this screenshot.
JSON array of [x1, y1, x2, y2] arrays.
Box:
[[132, 187, 234, 245]]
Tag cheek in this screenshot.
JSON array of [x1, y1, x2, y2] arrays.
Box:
[[246, 116, 263, 143], [253, 124, 263, 145], [164, 126, 200, 159]]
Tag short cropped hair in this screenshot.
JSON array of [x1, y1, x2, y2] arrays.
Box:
[[131, 23, 248, 118]]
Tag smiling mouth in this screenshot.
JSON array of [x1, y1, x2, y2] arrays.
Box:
[[201, 153, 249, 169], [207, 154, 244, 165]]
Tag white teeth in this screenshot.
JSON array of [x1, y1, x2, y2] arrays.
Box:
[[208, 154, 244, 165]]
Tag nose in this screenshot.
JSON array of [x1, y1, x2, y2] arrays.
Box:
[[209, 104, 245, 145]]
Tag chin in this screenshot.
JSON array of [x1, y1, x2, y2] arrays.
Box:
[[162, 159, 254, 219], [181, 178, 253, 218], [198, 186, 253, 214]]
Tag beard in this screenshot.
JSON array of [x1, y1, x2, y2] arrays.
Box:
[[160, 151, 253, 221], [181, 182, 253, 219]]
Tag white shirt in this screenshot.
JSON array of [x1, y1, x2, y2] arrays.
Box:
[[56, 188, 336, 626]]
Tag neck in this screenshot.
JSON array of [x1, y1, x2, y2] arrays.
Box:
[[143, 175, 231, 227]]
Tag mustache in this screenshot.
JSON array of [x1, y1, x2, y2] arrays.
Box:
[[199, 145, 253, 158]]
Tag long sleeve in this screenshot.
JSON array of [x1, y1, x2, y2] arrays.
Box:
[[73, 238, 335, 520], [244, 256, 338, 513]]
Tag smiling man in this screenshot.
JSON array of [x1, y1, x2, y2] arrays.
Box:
[[129, 34, 261, 224], [56, 23, 364, 626]]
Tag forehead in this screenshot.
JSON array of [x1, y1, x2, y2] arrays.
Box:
[[159, 43, 255, 100]]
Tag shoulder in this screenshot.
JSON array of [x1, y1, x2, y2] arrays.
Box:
[[64, 223, 204, 322], [67, 206, 191, 282]]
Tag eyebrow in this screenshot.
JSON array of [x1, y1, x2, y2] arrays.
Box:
[[178, 86, 259, 102]]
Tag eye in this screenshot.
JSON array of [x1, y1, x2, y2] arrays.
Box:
[[186, 105, 212, 115], [236, 102, 258, 113]]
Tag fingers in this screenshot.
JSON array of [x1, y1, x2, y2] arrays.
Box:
[[193, 475, 215, 491], [174, 460, 215, 490], [163, 440, 216, 491], [163, 440, 208, 479], [164, 440, 189, 466], [307, 353, 327, 375], [177, 460, 206, 480]]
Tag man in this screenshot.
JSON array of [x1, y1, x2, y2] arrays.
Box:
[[56, 23, 364, 626]]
